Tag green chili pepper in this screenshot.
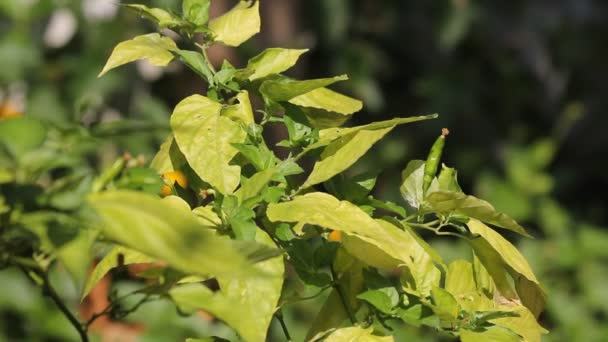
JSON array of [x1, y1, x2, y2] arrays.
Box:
[[423, 128, 449, 195]]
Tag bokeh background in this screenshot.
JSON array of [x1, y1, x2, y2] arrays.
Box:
[[1, 0, 607, 341]]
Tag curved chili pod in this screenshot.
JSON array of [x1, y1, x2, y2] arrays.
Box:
[[423, 128, 449, 195]]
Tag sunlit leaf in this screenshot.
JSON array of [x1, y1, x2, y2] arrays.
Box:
[[437, 164, 462, 192], [88, 191, 266, 279], [221, 90, 254, 124], [173, 49, 215, 85], [315, 115, 438, 148], [99, 33, 177, 76], [170, 229, 283, 342], [302, 127, 393, 188], [243, 48, 308, 81], [235, 167, 275, 203], [430, 286, 459, 321], [150, 135, 186, 174], [289, 87, 362, 115], [491, 305, 548, 342], [324, 326, 394, 342], [82, 245, 154, 300], [468, 220, 538, 285], [260, 75, 348, 102], [427, 191, 530, 236], [170, 95, 246, 194], [267, 192, 442, 295], [460, 327, 521, 342], [182, 0, 211, 25], [124, 4, 185, 28], [209, 1, 260, 47]]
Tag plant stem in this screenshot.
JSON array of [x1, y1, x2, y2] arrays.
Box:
[[275, 310, 292, 341], [330, 265, 357, 324], [41, 273, 89, 342]]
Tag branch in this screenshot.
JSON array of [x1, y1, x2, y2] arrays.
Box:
[[41, 273, 89, 342], [330, 264, 357, 324]]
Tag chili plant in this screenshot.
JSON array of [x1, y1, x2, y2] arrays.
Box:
[[0, 1, 548, 341]]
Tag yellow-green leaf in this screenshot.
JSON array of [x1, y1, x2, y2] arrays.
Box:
[[221, 90, 254, 124], [427, 191, 530, 237], [468, 220, 538, 284], [170, 95, 246, 194], [235, 167, 276, 203], [244, 48, 308, 81], [491, 305, 548, 342], [267, 192, 442, 296], [324, 327, 394, 342], [88, 190, 263, 279], [209, 1, 260, 47], [82, 245, 154, 300], [289, 87, 362, 115], [313, 115, 438, 150], [170, 229, 283, 342], [260, 75, 348, 102], [302, 126, 393, 188], [149, 134, 186, 174], [124, 4, 185, 28], [460, 327, 522, 342], [99, 33, 177, 77]]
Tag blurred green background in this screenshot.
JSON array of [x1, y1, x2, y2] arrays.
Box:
[[1, 0, 607, 341]]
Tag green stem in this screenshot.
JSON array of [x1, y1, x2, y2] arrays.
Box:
[[91, 157, 125, 192], [41, 273, 89, 342], [275, 310, 292, 342], [330, 265, 357, 324]]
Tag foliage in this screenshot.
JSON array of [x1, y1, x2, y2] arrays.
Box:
[[0, 1, 550, 341]]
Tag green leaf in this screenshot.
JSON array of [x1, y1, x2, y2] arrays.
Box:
[[302, 126, 393, 188], [467, 220, 539, 285], [182, 0, 211, 25], [460, 327, 522, 342], [315, 115, 438, 149], [235, 167, 276, 203], [99, 33, 177, 77], [0, 117, 46, 159], [57, 229, 97, 293], [325, 172, 377, 202], [426, 191, 530, 236], [267, 192, 442, 295], [395, 303, 439, 328], [260, 75, 348, 102], [289, 87, 363, 115], [490, 305, 548, 342], [232, 143, 276, 171], [514, 276, 546, 319], [437, 164, 462, 192], [88, 191, 265, 279], [173, 49, 215, 85], [170, 229, 283, 342], [243, 48, 308, 81], [430, 286, 459, 321], [170, 95, 246, 194], [209, 1, 260, 47], [364, 197, 407, 218], [357, 288, 399, 314], [306, 253, 364, 341], [149, 135, 187, 174], [220, 91, 254, 124], [124, 5, 185, 28], [400, 160, 425, 209], [82, 245, 154, 300], [192, 205, 222, 227], [324, 327, 394, 342]]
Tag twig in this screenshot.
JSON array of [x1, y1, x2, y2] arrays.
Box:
[[274, 310, 292, 341], [330, 265, 357, 324], [41, 273, 89, 342]]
